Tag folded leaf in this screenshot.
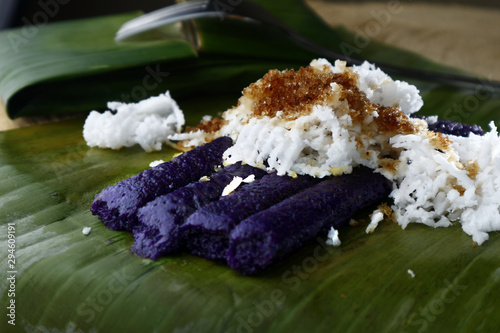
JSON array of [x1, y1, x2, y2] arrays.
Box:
[[0, 12, 198, 117]]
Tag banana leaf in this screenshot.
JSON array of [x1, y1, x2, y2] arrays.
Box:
[[2, 1, 500, 332]]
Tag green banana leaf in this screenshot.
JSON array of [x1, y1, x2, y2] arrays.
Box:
[[2, 1, 500, 332], [0, 9, 308, 118]]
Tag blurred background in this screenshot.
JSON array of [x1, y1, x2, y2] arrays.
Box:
[[1, 0, 498, 81], [0, 0, 499, 130], [0, 0, 498, 79], [0, 0, 174, 29], [1, 0, 499, 30]]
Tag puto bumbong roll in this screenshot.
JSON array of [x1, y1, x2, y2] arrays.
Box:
[[91, 136, 233, 231], [227, 167, 392, 275], [181, 173, 320, 261], [132, 162, 267, 259]]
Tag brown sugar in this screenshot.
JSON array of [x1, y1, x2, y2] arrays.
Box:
[[242, 66, 357, 120], [465, 160, 480, 180], [453, 184, 466, 196], [429, 132, 452, 152], [185, 117, 227, 136]]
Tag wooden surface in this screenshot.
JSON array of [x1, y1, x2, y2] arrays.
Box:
[[307, 1, 500, 81], [1, 1, 499, 131]]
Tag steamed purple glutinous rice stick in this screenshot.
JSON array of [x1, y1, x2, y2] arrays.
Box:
[[428, 119, 483, 137], [227, 167, 393, 275], [181, 173, 321, 262], [411, 115, 483, 137], [132, 162, 268, 259], [91, 136, 233, 231]]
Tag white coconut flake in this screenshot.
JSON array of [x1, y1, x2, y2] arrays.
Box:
[[82, 227, 91, 235], [199, 175, 210, 182], [407, 269, 415, 278], [222, 176, 244, 196], [352, 60, 423, 114], [83, 91, 184, 152], [326, 227, 341, 247], [149, 160, 164, 168], [242, 174, 256, 183], [366, 210, 384, 234]]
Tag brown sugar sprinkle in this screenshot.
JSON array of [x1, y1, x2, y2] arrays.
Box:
[[372, 202, 396, 223], [453, 184, 466, 196], [379, 203, 395, 222], [242, 65, 357, 120], [341, 86, 417, 137], [178, 117, 228, 150], [465, 160, 480, 180], [378, 157, 398, 174], [429, 132, 452, 152], [185, 117, 227, 135]]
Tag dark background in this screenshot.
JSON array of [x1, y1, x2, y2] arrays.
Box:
[[0, 0, 175, 29]]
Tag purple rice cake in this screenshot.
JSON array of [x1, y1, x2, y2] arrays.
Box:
[[91, 136, 233, 231], [132, 162, 268, 259], [181, 173, 321, 261], [227, 166, 392, 275]]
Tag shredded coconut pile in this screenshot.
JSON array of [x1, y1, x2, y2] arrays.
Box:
[[390, 123, 500, 245], [172, 59, 425, 177], [83, 91, 184, 152], [170, 59, 500, 245], [351, 59, 422, 114]]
